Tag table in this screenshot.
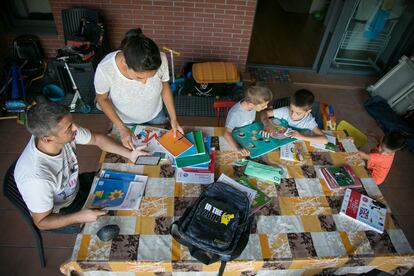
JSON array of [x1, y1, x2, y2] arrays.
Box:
[[61, 127, 414, 275]]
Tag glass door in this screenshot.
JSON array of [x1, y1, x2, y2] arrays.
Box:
[[320, 0, 412, 74]]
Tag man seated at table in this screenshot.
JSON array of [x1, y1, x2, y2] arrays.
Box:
[[14, 100, 148, 233]]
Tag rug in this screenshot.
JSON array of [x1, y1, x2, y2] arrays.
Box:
[[247, 67, 291, 84]]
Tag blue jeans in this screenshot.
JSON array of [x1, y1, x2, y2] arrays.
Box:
[[146, 107, 168, 125]]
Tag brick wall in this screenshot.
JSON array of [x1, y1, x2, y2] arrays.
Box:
[[5, 0, 257, 73]]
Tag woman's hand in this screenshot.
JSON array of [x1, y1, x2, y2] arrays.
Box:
[[119, 126, 136, 150], [130, 144, 150, 162], [171, 119, 184, 137]]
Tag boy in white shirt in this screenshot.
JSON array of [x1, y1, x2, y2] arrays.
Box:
[[261, 89, 328, 144], [224, 85, 273, 156]]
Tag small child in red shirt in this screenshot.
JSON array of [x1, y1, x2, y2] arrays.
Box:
[[358, 131, 406, 185]]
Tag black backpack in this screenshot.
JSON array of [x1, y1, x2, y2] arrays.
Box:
[[12, 35, 44, 78], [170, 182, 253, 275]]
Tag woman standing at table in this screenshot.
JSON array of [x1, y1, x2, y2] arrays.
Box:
[[94, 28, 183, 149]]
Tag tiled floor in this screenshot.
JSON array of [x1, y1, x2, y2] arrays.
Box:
[[0, 75, 413, 275]]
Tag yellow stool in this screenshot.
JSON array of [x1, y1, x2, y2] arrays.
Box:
[[337, 120, 368, 149]]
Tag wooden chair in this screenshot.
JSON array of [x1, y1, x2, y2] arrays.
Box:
[[213, 101, 237, 126]]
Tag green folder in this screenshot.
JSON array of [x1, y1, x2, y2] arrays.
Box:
[[244, 160, 282, 183]]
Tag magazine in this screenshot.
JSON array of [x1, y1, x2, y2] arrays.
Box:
[[131, 125, 168, 156], [85, 172, 148, 210], [340, 188, 387, 233]]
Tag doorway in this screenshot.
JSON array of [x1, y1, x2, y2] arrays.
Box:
[[247, 0, 328, 68]]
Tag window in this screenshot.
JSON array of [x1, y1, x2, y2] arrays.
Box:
[[0, 0, 56, 34]]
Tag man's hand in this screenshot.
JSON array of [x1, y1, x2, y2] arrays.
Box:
[[77, 208, 108, 223], [130, 144, 150, 162], [119, 126, 136, 150], [171, 119, 184, 137]]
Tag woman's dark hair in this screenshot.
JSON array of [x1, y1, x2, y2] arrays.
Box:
[[120, 28, 161, 72]]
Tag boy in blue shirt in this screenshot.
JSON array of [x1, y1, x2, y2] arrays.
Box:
[[224, 85, 273, 156], [261, 89, 328, 144]]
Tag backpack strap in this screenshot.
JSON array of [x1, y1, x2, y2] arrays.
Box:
[[218, 260, 227, 276], [189, 247, 220, 265]]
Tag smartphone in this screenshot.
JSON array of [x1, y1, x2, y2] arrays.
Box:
[[135, 155, 161, 166]]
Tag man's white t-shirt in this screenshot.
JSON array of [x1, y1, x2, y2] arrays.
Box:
[[94, 51, 170, 124], [15, 127, 92, 213], [272, 107, 318, 130]]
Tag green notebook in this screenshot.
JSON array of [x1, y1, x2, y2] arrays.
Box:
[[175, 130, 210, 168]]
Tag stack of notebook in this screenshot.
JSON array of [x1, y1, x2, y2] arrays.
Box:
[[156, 129, 214, 184]]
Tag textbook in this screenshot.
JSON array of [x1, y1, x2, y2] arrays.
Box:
[[88, 175, 147, 210], [156, 129, 194, 157], [185, 135, 212, 169], [175, 131, 211, 168], [280, 142, 304, 162], [99, 170, 147, 181], [340, 188, 387, 233], [320, 165, 362, 190], [175, 150, 215, 184]]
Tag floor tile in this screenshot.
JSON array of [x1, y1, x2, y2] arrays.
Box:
[[0, 247, 72, 276]]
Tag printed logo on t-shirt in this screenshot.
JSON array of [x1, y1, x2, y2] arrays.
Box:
[[55, 145, 79, 203]]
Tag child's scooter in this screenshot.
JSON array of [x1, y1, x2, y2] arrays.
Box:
[[56, 56, 91, 113]]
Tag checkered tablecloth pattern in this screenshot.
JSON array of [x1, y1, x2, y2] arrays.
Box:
[[61, 127, 414, 275]]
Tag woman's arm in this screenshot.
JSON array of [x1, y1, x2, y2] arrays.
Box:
[[96, 93, 136, 149], [161, 82, 183, 135]]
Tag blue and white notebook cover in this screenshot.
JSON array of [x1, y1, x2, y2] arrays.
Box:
[[89, 176, 147, 210], [100, 170, 145, 181]]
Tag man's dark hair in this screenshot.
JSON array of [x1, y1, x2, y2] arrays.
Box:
[[383, 131, 406, 151], [291, 89, 315, 110], [26, 101, 70, 138], [120, 28, 161, 71]]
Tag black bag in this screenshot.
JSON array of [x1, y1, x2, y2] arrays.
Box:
[[65, 16, 105, 61], [170, 182, 253, 275], [12, 35, 44, 78]]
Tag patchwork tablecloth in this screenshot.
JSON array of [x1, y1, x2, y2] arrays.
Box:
[[61, 127, 414, 275]]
